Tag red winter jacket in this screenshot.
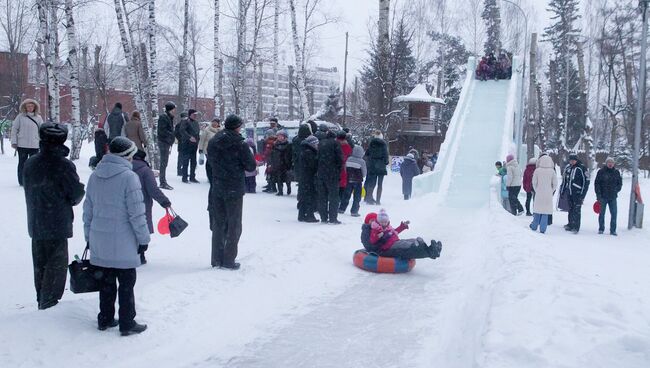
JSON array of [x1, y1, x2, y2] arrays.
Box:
[[523, 164, 536, 193], [338, 139, 353, 187], [369, 220, 409, 251]]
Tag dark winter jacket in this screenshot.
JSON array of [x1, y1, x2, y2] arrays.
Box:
[[594, 166, 622, 200], [561, 160, 590, 199], [179, 118, 200, 150], [106, 107, 128, 141], [400, 156, 420, 181], [523, 164, 536, 193], [132, 156, 171, 233], [207, 129, 257, 199], [269, 140, 292, 175], [299, 140, 318, 185], [365, 137, 389, 176], [317, 132, 344, 182], [23, 143, 85, 240], [157, 112, 175, 145], [346, 145, 367, 184], [292, 124, 312, 181], [361, 224, 380, 252]]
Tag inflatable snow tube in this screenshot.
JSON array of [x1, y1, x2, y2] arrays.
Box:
[[353, 249, 416, 273]]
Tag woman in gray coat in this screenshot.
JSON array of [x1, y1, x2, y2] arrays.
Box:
[[83, 137, 150, 336], [11, 99, 43, 186]]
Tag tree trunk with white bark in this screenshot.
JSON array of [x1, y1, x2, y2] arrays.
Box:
[[65, 0, 82, 160], [289, 0, 310, 119], [113, 0, 156, 162], [213, 0, 222, 119], [272, 0, 279, 117], [235, 0, 247, 115]]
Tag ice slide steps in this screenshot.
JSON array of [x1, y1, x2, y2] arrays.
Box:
[[413, 57, 519, 208]]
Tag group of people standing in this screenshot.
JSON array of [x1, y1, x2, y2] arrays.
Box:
[[496, 152, 622, 235], [476, 52, 512, 81]]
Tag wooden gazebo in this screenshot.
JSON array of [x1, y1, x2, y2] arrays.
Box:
[[392, 84, 446, 155]]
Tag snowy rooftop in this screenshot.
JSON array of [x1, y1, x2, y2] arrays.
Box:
[[394, 84, 446, 105]]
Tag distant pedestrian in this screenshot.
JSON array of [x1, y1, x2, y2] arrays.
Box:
[[298, 135, 319, 222], [266, 117, 279, 137], [23, 123, 85, 309], [124, 111, 147, 150], [105, 102, 128, 141], [337, 130, 353, 204], [291, 123, 313, 184], [11, 99, 43, 186], [529, 155, 556, 234], [317, 127, 344, 224], [178, 109, 201, 183], [244, 138, 258, 193], [339, 145, 366, 216], [83, 137, 150, 335], [176, 111, 189, 177], [157, 101, 176, 190], [199, 118, 221, 185], [400, 153, 421, 200], [207, 115, 256, 270], [560, 154, 589, 234], [522, 157, 537, 216], [132, 149, 171, 264], [505, 154, 524, 215], [269, 130, 292, 195], [594, 157, 622, 236], [364, 130, 389, 205]]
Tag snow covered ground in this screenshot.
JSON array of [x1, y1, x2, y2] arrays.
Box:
[[0, 142, 649, 368]]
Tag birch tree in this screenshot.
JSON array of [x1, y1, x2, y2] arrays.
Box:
[[148, 0, 159, 121], [113, 0, 156, 162], [289, 0, 310, 118], [213, 0, 222, 118], [272, 0, 279, 117], [49, 1, 61, 123], [235, 0, 247, 115], [36, 0, 58, 123], [65, 0, 82, 159]]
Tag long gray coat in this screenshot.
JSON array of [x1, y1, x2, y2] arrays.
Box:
[[83, 154, 151, 269], [532, 155, 558, 215]]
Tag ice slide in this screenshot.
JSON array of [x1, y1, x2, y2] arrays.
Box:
[[413, 57, 520, 208]]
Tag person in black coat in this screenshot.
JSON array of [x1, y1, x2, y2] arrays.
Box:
[[400, 153, 421, 200], [105, 102, 128, 141], [560, 154, 590, 233], [23, 123, 85, 310], [269, 130, 293, 195], [317, 129, 344, 224], [132, 150, 172, 264], [179, 109, 201, 183], [298, 135, 319, 222], [594, 157, 623, 235], [157, 102, 176, 190], [291, 123, 312, 183], [364, 130, 389, 205], [207, 115, 256, 270]]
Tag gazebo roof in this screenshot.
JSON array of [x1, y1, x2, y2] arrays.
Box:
[[394, 84, 446, 105]]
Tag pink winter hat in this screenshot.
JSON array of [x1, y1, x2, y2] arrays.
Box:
[[377, 209, 389, 225], [506, 154, 514, 162]]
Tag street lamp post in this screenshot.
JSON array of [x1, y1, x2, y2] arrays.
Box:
[[501, 0, 528, 160], [629, 0, 648, 229]]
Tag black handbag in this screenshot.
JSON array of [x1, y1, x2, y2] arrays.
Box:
[[68, 245, 103, 294], [168, 208, 188, 238]]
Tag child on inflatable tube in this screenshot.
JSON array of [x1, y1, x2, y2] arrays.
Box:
[[361, 209, 442, 260]]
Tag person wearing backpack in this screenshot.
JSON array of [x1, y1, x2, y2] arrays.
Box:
[[105, 102, 129, 141], [11, 99, 43, 186]]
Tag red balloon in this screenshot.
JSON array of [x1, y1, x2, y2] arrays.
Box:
[[157, 213, 174, 235], [593, 201, 601, 214]]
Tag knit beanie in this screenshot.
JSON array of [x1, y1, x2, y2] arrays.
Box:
[[377, 209, 389, 225], [506, 154, 514, 163], [605, 157, 615, 164], [304, 135, 319, 149], [164, 101, 176, 111], [109, 137, 137, 159], [277, 129, 288, 138], [568, 154, 579, 161], [406, 153, 414, 159], [225, 114, 243, 130], [364, 212, 377, 225], [336, 130, 347, 139], [528, 157, 537, 165], [39, 123, 68, 145]]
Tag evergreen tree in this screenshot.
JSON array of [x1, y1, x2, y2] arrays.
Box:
[[482, 0, 501, 55], [360, 19, 416, 129], [542, 0, 583, 152], [428, 32, 470, 125]]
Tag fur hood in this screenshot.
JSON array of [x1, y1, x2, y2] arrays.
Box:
[[19, 99, 41, 115]]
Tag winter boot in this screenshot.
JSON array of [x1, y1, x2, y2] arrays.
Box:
[[159, 183, 174, 190], [428, 240, 443, 259], [120, 322, 148, 336], [221, 262, 241, 270], [304, 216, 319, 223], [98, 319, 119, 331]]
